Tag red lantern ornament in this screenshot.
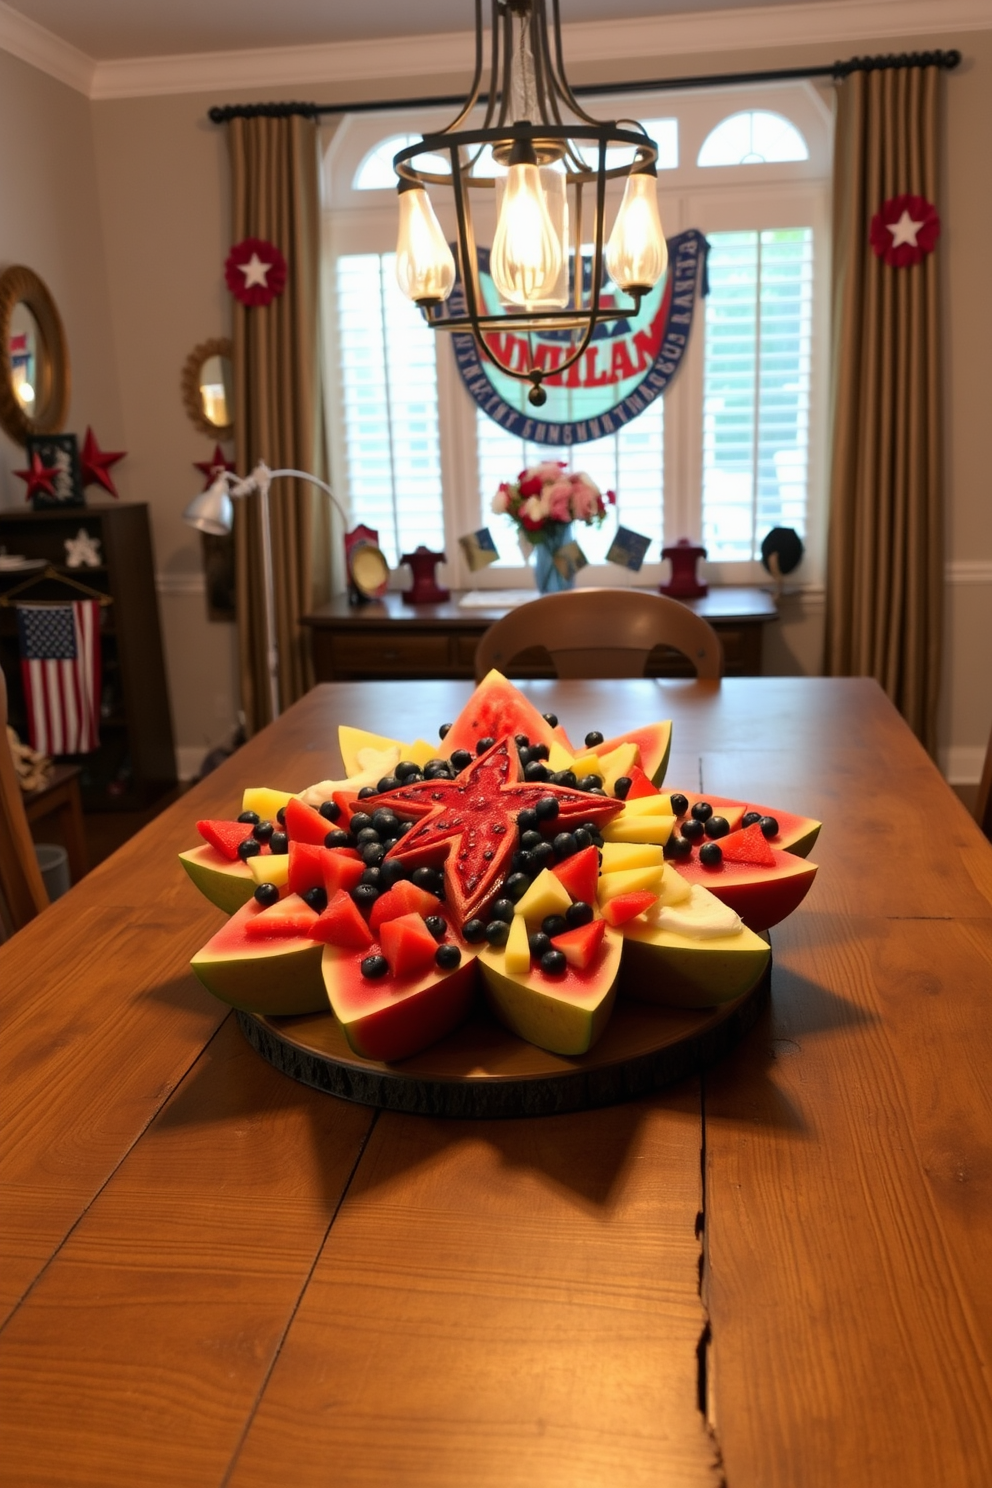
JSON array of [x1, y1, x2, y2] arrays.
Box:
[[869, 194, 940, 268], [194, 444, 236, 491], [224, 237, 287, 307], [80, 426, 126, 497], [14, 450, 59, 503]]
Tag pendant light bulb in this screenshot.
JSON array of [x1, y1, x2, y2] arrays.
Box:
[[606, 165, 668, 295], [490, 145, 563, 309], [395, 182, 456, 305]]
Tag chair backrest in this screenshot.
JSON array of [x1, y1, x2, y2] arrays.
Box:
[[976, 718, 992, 841], [0, 667, 49, 932], [474, 588, 724, 681]]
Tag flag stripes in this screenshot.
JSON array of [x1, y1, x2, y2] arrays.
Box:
[[17, 601, 101, 755]]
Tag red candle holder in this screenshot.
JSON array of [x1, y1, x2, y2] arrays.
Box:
[[401, 546, 450, 605], [660, 538, 707, 599]]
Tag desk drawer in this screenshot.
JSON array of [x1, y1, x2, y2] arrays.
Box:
[[327, 631, 451, 676]]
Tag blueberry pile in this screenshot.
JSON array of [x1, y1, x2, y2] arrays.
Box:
[[663, 798, 779, 868], [236, 809, 289, 859]]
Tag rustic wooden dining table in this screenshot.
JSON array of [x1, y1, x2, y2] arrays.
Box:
[[2, 677, 991, 1488]]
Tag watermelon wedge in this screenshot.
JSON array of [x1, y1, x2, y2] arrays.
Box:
[[309, 890, 375, 950], [671, 846, 817, 931], [196, 819, 257, 861], [438, 669, 563, 757], [478, 924, 622, 1056], [191, 899, 326, 1014], [323, 941, 477, 1062], [594, 722, 672, 785], [671, 791, 821, 857], [179, 844, 257, 913]]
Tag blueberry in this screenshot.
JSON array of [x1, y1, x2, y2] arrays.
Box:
[[350, 812, 373, 834], [324, 829, 351, 849], [237, 810, 260, 825], [301, 886, 328, 913], [542, 712, 559, 728], [528, 931, 552, 958], [253, 819, 275, 843], [411, 866, 444, 895], [565, 900, 593, 928], [574, 828, 593, 850], [524, 761, 550, 782], [355, 827, 381, 847], [490, 898, 515, 923], [584, 730, 604, 748], [358, 785, 378, 800], [741, 811, 762, 828], [512, 850, 535, 876], [485, 919, 510, 947], [553, 832, 578, 860], [352, 883, 380, 911], [450, 749, 473, 771], [504, 872, 530, 902], [541, 949, 566, 975], [379, 859, 408, 887], [614, 776, 632, 800], [425, 915, 447, 940], [439, 722, 452, 739], [253, 882, 279, 907], [532, 841, 555, 870], [435, 943, 461, 970], [699, 841, 723, 867], [664, 833, 693, 860], [276, 808, 287, 825], [691, 801, 714, 822], [318, 800, 341, 822], [372, 810, 399, 834], [424, 760, 451, 780], [395, 760, 421, 780], [577, 775, 601, 793], [705, 815, 730, 839], [268, 831, 288, 855], [521, 830, 544, 852], [542, 913, 568, 938], [530, 743, 550, 761], [535, 795, 560, 822], [382, 837, 400, 852], [517, 808, 539, 833], [680, 818, 705, 842], [669, 793, 689, 816], [514, 733, 530, 749], [517, 747, 533, 767], [463, 918, 487, 943], [362, 842, 385, 867], [759, 816, 779, 839], [553, 770, 578, 789], [377, 775, 400, 793], [361, 954, 389, 979], [237, 837, 261, 860], [359, 867, 382, 886]]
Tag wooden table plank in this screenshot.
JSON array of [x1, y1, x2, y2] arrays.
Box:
[[702, 911, 992, 1488], [0, 1015, 373, 1488], [226, 1090, 720, 1488]]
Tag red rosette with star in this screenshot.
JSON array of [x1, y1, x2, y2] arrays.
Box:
[[224, 237, 287, 307], [869, 194, 940, 268]]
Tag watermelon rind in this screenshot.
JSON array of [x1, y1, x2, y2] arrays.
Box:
[[323, 945, 477, 1062], [439, 669, 561, 757], [478, 926, 622, 1056], [619, 921, 770, 1008], [191, 901, 326, 1014], [180, 845, 256, 914]]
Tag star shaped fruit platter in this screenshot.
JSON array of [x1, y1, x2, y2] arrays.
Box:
[[181, 672, 820, 1116]]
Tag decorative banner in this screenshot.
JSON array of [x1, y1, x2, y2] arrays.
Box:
[[80, 426, 125, 498], [224, 237, 288, 307], [554, 540, 588, 582], [606, 526, 652, 572], [447, 229, 709, 445], [459, 528, 500, 572], [17, 600, 102, 755], [869, 194, 940, 268]]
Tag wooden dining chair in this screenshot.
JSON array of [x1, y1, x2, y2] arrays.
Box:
[[976, 718, 992, 841], [0, 666, 49, 933], [474, 588, 723, 681]]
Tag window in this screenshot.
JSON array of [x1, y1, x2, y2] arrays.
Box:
[[322, 83, 831, 589]]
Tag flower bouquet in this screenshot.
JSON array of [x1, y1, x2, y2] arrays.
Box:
[[491, 462, 615, 593]]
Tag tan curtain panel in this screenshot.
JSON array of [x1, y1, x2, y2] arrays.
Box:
[[228, 112, 331, 733], [824, 62, 943, 752]]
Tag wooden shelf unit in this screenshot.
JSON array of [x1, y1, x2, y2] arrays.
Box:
[[0, 504, 176, 810]]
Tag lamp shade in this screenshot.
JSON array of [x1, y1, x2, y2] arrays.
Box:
[[183, 477, 233, 535]]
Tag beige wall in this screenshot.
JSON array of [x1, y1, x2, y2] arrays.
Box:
[[3, 25, 989, 780]]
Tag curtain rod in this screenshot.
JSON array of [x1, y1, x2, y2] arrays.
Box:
[[208, 48, 961, 123]]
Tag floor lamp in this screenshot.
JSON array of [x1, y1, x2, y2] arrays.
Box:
[[183, 461, 347, 722]]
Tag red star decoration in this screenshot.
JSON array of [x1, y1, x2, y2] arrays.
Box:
[[371, 739, 620, 923], [80, 426, 126, 497], [869, 193, 940, 268], [224, 237, 288, 308], [14, 450, 59, 503], [194, 444, 236, 492]]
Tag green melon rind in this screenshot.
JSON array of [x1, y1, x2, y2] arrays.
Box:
[[619, 921, 770, 1008], [597, 721, 673, 785], [179, 845, 256, 914], [190, 900, 327, 1015], [477, 927, 622, 1055]]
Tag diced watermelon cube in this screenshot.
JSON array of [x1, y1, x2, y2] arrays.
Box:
[[550, 917, 606, 969], [551, 844, 599, 906], [369, 879, 443, 932], [244, 893, 318, 939], [601, 890, 658, 926], [379, 912, 439, 979], [323, 849, 366, 897], [309, 889, 374, 949], [288, 841, 326, 895], [624, 766, 660, 800], [284, 797, 335, 847], [197, 818, 253, 861], [719, 823, 777, 867]]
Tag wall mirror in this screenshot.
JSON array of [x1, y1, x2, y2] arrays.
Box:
[[0, 265, 70, 443], [181, 338, 234, 440]]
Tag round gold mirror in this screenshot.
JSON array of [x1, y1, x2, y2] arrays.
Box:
[[181, 337, 234, 440], [0, 265, 70, 443]]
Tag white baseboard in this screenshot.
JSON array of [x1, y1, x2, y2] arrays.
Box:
[[941, 745, 988, 786]]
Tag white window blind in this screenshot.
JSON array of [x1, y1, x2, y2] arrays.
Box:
[[335, 252, 446, 566], [701, 228, 813, 562]]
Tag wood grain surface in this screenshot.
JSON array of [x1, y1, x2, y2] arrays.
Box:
[[1, 678, 990, 1488]]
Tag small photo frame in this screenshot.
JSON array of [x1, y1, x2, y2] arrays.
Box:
[[26, 433, 84, 510], [459, 527, 499, 572], [607, 525, 652, 573]]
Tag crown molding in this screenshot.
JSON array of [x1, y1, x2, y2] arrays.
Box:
[[0, 0, 93, 94]]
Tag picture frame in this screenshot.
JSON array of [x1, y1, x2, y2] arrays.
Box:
[[26, 432, 84, 510]]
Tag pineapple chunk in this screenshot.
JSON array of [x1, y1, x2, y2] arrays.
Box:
[[654, 867, 692, 906], [515, 867, 573, 925], [598, 742, 640, 794], [242, 786, 294, 819], [601, 814, 677, 845], [600, 842, 666, 873], [619, 795, 678, 817], [504, 913, 532, 975], [401, 737, 440, 768], [338, 725, 404, 777], [247, 853, 290, 887], [569, 751, 604, 780], [597, 864, 665, 904], [547, 740, 576, 773]]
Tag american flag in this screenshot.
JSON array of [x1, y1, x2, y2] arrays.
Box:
[[16, 601, 102, 755]]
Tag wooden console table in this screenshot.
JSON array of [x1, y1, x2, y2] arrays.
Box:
[[304, 586, 778, 681]]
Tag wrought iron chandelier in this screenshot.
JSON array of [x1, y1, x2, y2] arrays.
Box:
[[393, 0, 668, 406]]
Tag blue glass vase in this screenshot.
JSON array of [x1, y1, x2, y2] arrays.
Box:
[[532, 523, 575, 594]]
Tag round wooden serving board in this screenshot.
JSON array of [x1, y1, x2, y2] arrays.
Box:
[[237, 959, 771, 1119]]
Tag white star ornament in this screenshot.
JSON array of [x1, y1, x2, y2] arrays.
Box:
[[239, 253, 272, 288], [887, 210, 924, 249]]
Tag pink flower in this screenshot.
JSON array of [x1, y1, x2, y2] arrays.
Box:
[[519, 495, 547, 529], [546, 479, 574, 522]]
